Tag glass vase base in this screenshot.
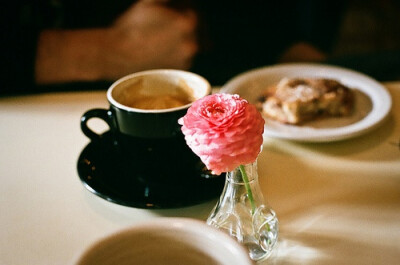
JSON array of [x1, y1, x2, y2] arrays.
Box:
[[245, 209, 279, 261], [207, 206, 278, 262], [206, 162, 279, 262]]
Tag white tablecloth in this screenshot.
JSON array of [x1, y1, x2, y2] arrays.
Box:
[[0, 83, 399, 265]]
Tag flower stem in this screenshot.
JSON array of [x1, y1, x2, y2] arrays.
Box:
[[239, 164, 256, 215]]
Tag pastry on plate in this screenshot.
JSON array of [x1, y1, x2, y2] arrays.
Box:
[[258, 77, 354, 124]]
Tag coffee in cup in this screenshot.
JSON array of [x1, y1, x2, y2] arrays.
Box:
[[81, 69, 211, 140], [115, 75, 195, 110], [79, 70, 222, 208]]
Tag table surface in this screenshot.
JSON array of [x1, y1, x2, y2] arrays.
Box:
[[1, 82, 399, 265]]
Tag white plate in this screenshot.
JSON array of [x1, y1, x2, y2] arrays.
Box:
[[221, 63, 392, 142]]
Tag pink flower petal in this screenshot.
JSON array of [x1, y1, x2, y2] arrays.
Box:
[[179, 93, 264, 174]]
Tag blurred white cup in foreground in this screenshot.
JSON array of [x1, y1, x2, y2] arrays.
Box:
[[75, 218, 253, 265]]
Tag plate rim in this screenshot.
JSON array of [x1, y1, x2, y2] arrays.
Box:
[[221, 63, 392, 142]]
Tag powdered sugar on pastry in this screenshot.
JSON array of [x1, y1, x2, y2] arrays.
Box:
[[258, 78, 354, 124]]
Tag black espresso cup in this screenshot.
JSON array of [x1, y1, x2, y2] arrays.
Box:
[[81, 69, 211, 141], [79, 70, 221, 208]]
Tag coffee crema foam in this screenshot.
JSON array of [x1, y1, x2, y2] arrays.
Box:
[[115, 77, 196, 110], [126, 94, 192, 110]]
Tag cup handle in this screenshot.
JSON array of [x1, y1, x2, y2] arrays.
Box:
[[80, 108, 115, 141]]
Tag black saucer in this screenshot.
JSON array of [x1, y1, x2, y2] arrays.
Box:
[[77, 132, 225, 209]]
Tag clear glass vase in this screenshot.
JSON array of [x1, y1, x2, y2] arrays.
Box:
[[207, 161, 279, 261]]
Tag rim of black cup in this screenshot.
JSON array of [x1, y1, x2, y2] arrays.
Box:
[[107, 69, 211, 114]]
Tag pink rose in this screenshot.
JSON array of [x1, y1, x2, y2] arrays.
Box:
[[178, 93, 264, 175]]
